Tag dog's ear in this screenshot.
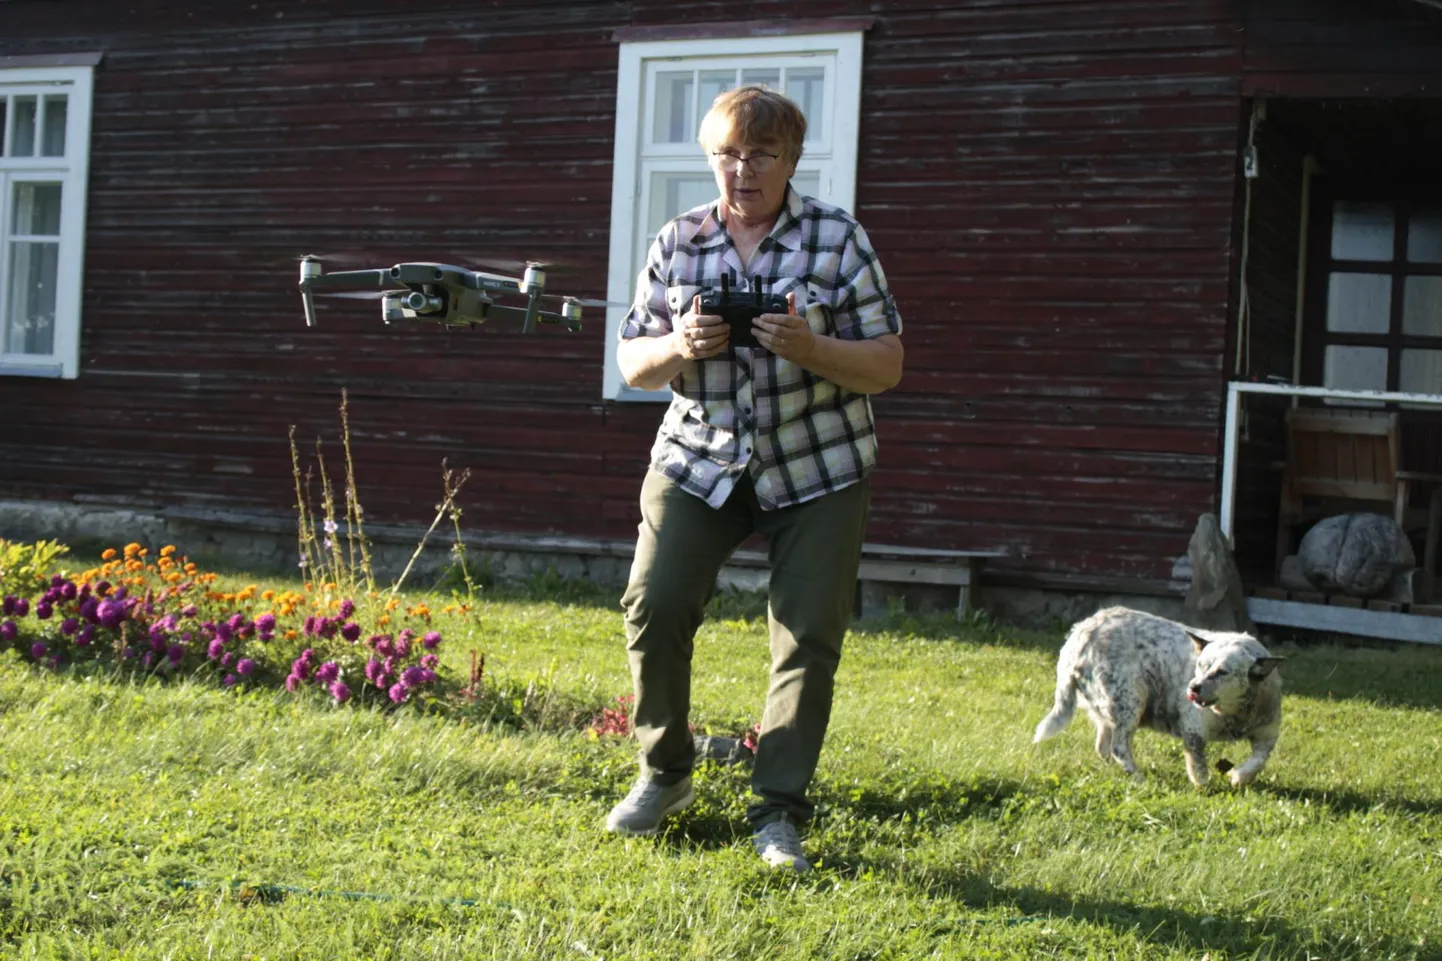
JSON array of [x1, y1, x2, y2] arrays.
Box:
[[1186, 631, 1210, 655], [1249, 656, 1284, 680]]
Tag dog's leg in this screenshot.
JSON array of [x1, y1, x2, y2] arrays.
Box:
[[1093, 722, 1114, 762], [1181, 732, 1209, 788], [1228, 732, 1277, 788], [1109, 722, 1142, 780]]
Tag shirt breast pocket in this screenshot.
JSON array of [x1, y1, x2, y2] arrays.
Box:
[[665, 284, 702, 323]]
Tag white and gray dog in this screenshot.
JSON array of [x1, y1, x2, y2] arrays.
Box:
[[1033, 607, 1283, 788]]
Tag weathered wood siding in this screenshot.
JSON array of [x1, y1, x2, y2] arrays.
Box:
[[0, 0, 1256, 589]]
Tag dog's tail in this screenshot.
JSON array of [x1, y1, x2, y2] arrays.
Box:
[[1033, 667, 1078, 743]]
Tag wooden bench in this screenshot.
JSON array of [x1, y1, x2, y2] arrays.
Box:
[[726, 543, 1007, 618]]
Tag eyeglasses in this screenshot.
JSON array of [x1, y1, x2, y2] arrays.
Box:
[[711, 150, 780, 174]]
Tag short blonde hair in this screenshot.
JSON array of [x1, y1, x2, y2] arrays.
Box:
[[698, 86, 806, 164]]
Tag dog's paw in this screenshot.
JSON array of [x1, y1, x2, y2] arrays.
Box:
[[1227, 767, 1254, 789]]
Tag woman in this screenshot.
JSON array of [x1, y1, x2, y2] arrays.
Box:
[[608, 85, 903, 873]]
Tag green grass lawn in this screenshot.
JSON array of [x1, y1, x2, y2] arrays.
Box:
[[2, 581, 1439, 960]]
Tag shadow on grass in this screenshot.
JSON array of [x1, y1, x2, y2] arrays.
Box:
[[1252, 780, 1442, 817]]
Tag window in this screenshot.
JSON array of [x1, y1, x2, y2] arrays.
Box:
[[603, 30, 864, 400], [1306, 197, 1442, 398], [1, 64, 95, 379]]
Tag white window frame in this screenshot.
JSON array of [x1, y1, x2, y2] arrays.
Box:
[[0, 64, 95, 380], [603, 32, 864, 401]]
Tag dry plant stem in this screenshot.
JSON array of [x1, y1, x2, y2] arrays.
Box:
[[315, 439, 347, 586], [444, 461, 477, 598], [289, 426, 319, 575], [389, 461, 472, 600], [339, 389, 375, 593]]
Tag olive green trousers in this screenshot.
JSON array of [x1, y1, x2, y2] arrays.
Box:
[[621, 467, 870, 826]]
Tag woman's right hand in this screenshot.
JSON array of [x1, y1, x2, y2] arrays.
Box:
[[674, 295, 730, 361]]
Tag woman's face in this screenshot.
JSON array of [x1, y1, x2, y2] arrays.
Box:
[[708, 126, 796, 227]]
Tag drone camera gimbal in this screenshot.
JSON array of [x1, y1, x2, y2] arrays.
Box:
[[298, 256, 585, 333]]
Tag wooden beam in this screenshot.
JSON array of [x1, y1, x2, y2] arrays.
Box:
[[1247, 598, 1442, 645]]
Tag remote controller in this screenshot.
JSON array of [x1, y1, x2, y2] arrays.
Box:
[[697, 274, 787, 350]]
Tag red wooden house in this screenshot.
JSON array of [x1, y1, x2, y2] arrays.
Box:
[[2, 0, 1441, 629]]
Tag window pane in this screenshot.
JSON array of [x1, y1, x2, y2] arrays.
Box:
[[785, 67, 826, 142], [6, 241, 59, 356], [648, 171, 716, 237], [10, 95, 38, 157], [41, 95, 67, 157], [1400, 349, 1442, 395], [740, 68, 780, 89], [1324, 345, 1387, 392], [697, 70, 734, 123], [652, 71, 694, 144], [13, 183, 63, 236], [1326, 272, 1392, 334], [1331, 202, 1394, 261], [792, 170, 821, 200], [1409, 209, 1442, 264], [1403, 276, 1442, 337]]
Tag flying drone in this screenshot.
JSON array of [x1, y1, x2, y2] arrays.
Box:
[[297, 255, 613, 333]]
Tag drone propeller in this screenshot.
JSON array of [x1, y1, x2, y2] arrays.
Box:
[[316, 290, 391, 301], [546, 294, 630, 309]]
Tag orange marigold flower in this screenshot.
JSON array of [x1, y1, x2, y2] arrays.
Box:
[[377, 614, 391, 626], [284, 629, 299, 640], [123, 542, 142, 557], [262, 590, 275, 601], [101, 549, 118, 561], [160, 545, 176, 557]]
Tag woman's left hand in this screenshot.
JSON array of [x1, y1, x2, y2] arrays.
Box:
[[752, 291, 815, 363]]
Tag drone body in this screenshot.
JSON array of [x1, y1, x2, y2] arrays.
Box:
[[298, 256, 590, 333]]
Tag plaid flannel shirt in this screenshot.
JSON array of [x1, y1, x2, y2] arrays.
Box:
[[619, 187, 902, 511]]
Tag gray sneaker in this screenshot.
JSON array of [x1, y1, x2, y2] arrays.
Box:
[[604, 776, 695, 836], [752, 818, 812, 872]]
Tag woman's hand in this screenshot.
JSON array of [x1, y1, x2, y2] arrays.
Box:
[[674, 295, 730, 360], [752, 291, 814, 363]]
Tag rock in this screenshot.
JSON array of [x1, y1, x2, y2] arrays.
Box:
[[1298, 513, 1416, 598], [693, 734, 753, 766], [1279, 555, 1313, 592], [1182, 513, 1255, 633]]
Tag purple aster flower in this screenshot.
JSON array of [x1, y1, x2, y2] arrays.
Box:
[[160, 614, 180, 632], [401, 666, 426, 689], [42, 588, 61, 606], [76, 625, 95, 647], [422, 631, 442, 650], [95, 581, 112, 597], [387, 682, 409, 704], [181, 631, 194, 643], [0, 620, 17, 642], [341, 622, 361, 642], [419, 669, 436, 685], [236, 658, 255, 677], [34, 600, 53, 621], [78, 597, 99, 622], [338, 599, 355, 619], [1, 596, 14, 616], [255, 613, 276, 634], [14, 598, 29, 617], [421, 653, 439, 670], [303, 615, 317, 636], [96, 599, 124, 630], [363, 658, 380, 683], [319, 618, 338, 640], [374, 638, 394, 658], [316, 661, 340, 684], [394, 638, 411, 659], [222, 673, 239, 688], [291, 658, 311, 682], [167, 644, 185, 666], [221, 652, 236, 668], [208, 638, 226, 660], [284, 673, 301, 693], [121, 646, 138, 660], [375, 673, 391, 690], [60, 581, 77, 601], [215, 622, 233, 643], [30, 641, 46, 660], [50, 574, 65, 589], [60, 617, 79, 636], [150, 634, 168, 654], [181, 604, 198, 618], [330, 681, 351, 703]]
